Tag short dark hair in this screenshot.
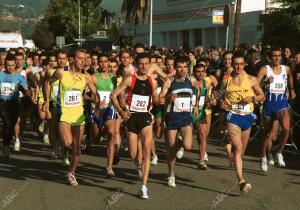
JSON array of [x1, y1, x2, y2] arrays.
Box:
[[15, 52, 24, 58], [98, 53, 109, 59], [70, 48, 86, 58], [5, 54, 16, 63], [175, 56, 189, 67], [270, 48, 282, 57], [134, 43, 145, 50], [193, 63, 206, 73], [57, 50, 68, 58], [136, 53, 150, 63], [42, 59, 50, 66], [233, 53, 246, 62]]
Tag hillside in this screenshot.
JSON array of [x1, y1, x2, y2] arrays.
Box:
[[0, 0, 50, 16]]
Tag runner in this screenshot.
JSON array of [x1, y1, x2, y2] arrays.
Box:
[[192, 64, 217, 169], [221, 54, 265, 192], [90, 53, 118, 177], [43, 49, 100, 186], [256, 48, 296, 172], [159, 56, 200, 187], [110, 53, 159, 199], [0, 54, 30, 157]]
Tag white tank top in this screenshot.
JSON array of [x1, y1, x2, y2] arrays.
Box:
[[265, 65, 288, 101]]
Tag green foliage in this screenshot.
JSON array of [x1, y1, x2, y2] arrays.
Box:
[[262, 0, 300, 49], [32, 0, 115, 45], [122, 0, 148, 24]]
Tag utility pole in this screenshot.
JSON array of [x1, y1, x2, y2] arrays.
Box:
[[233, 0, 242, 47], [78, 0, 81, 39], [149, 0, 153, 47]]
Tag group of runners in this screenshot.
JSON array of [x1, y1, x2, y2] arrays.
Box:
[[0, 43, 298, 199]]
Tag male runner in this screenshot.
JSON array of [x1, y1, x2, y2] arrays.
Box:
[[43, 49, 100, 186], [110, 53, 159, 199], [257, 48, 296, 172], [221, 54, 265, 192]]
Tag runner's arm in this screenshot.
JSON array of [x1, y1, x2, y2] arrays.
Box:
[[286, 66, 296, 99], [85, 73, 100, 107], [43, 68, 62, 103], [110, 76, 132, 113], [151, 79, 160, 106], [256, 66, 268, 87], [150, 63, 169, 81], [249, 76, 265, 103]]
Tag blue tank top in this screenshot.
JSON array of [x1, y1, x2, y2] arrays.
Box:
[[167, 76, 193, 113], [264, 65, 288, 103], [0, 71, 28, 101]]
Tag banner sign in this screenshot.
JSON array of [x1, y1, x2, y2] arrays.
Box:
[[0, 32, 23, 48]]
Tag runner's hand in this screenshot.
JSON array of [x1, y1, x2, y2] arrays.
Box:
[[244, 96, 254, 104], [42, 102, 48, 112], [290, 89, 296, 100], [268, 76, 274, 83], [120, 111, 131, 121], [209, 98, 217, 107], [194, 107, 199, 117], [159, 97, 165, 105], [119, 99, 126, 109]]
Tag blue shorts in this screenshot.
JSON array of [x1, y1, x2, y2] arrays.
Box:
[[165, 112, 192, 130], [264, 101, 290, 119], [92, 107, 117, 127], [225, 112, 257, 131]]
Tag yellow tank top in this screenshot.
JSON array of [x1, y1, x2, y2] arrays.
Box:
[[225, 72, 254, 114], [49, 69, 60, 102], [59, 71, 85, 108]]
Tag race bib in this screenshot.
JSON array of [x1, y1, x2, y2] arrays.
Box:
[[270, 82, 286, 94], [64, 91, 81, 107], [192, 95, 196, 106], [0, 83, 16, 96], [232, 103, 250, 113], [157, 87, 162, 95], [174, 97, 191, 112], [129, 94, 149, 112], [191, 95, 205, 108], [53, 86, 59, 98], [199, 96, 205, 108], [98, 91, 111, 108]]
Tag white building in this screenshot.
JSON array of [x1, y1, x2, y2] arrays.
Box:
[[132, 0, 270, 49]]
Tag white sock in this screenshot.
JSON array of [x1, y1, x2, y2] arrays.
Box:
[[15, 138, 20, 144]]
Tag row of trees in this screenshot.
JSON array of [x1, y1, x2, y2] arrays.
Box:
[[32, 0, 300, 50], [32, 0, 115, 49], [262, 0, 300, 49]]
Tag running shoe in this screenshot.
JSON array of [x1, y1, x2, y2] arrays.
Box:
[[260, 157, 268, 172], [63, 157, 70, 166], [151, 155, 158, 166], [67, 172, 79, 187], [167, 176, 176, 187], [106, 167, 115, 178], [14, 141, 20, 152], [38, 121, 45, 133], [276, 153, 286, 167], [176, 147, 184, 159], [239, 181, 251, 193], [204, 152, 208, 162], [198, 160, 208, 170], [1, 146, 10, 158], [43, 135, 50, 144], [267, 154, 275, 165], [137, 185, 149, 199]]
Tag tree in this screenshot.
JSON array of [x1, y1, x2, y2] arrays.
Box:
[[32, 20, 54, 49], [32, 0, 114, 44], [233, 0, 242, 47], [262, 0, 300, 49], [122, 0, 148, 24]]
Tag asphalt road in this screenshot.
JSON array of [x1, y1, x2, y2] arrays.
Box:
[[0, 127, 300, 210]]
